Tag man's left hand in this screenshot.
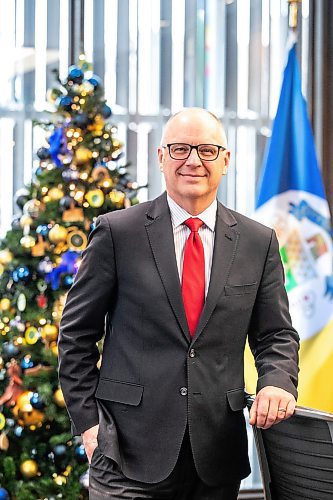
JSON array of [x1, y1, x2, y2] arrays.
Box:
[[249, 386, 296, 429]]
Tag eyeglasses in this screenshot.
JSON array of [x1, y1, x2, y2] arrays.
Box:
[[162, 143, 226, 161]]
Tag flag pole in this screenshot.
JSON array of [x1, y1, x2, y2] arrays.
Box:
[[288, 0, 302, 31]]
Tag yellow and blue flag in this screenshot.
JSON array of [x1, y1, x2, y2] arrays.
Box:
[[245, 41, 333, 412]]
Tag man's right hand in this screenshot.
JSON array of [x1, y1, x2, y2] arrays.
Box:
[[82, 424, 99, 463]]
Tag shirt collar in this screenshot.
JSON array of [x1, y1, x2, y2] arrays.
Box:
[[167, 194, 217, 232]]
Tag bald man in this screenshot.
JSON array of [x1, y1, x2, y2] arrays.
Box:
[[58, 108, 299, 499]]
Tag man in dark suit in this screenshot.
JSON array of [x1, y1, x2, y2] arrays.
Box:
[[58, 108, 299, 499]]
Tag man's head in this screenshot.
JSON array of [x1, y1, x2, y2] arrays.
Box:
[[158, 108, 230, 213]]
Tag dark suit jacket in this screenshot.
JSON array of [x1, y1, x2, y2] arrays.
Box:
[[58, 192, 299, 486]]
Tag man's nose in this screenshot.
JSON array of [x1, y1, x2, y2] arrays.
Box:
[[185, 147, 202, 165]]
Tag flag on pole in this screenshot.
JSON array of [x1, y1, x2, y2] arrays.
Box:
[[245, 41, 333, 412]]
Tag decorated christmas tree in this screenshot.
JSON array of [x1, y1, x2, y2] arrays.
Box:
[[0, 58, 138, 500]]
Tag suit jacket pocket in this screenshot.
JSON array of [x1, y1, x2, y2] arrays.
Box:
[[95, 378, 144, 406], [224, 282, 257, 296], [226, 388, 246, 411]]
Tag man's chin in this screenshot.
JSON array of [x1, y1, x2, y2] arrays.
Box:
[[180, 186, 208, 199]]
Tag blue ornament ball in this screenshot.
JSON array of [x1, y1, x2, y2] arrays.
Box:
[[12, 266, 31, 283], [0, 487, 9, 500], [3, 342, 20, 357], [36, 224, 49, 237], [88, 75, 102, 89], [57, 95, 72, 111], [68, 65, 84, 84], [53, 444, 67, 457], [34, 166, 45, 177], [75, 444, 87, 462], [30, 392, 44, 409], [101, 104, 112, 119], [21, 355, 34, 370], [37, 147, 51, 160], [63, 275, 74, 288], [14, 425, 24, 437]]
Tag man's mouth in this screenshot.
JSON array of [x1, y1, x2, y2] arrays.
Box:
[[178, 173, 206, 178]]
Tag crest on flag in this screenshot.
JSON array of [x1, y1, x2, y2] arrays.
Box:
[[255, 191, 333, 341]]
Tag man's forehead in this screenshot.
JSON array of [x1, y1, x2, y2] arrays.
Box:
[[163, 114, 225, 144], [167, 109, 217, 127]]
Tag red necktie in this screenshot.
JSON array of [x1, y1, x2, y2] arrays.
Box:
[[182, 218, 205, 336]]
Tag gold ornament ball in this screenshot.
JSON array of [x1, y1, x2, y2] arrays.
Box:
[[0, 298, 11, 311], [75, 146, 92, 164], [85, 189, 105, 208], [16, 391, 33, 412], [20, 459, 39, 479], [0, 263, 4, 276], [53, 474, 67, 486], [109, 190, 125, 207], [25, 326, 40, 345], [67, 230, 88, 251], [48, 187, 64, 201], [20, 235, 36, 249], [0, 249, 13, 264], [13, 392, 45, 426], [48, 225, 68, 244], [50, 342, 58, 357], [41, 323, 58, 342], [54, 388, 66, 408], [20, 215, 33, 227], [21, 408, 44, 427]]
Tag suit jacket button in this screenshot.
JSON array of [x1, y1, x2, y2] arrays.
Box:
[[189, 349, 196, 358], [180, 387, 188, 396]]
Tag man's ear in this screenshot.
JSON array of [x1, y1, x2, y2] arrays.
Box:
[[222, 150, 231, 175], [157, 147, 164, 171]]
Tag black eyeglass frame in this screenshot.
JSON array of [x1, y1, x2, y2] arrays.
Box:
[[162, 143, 227, 161]]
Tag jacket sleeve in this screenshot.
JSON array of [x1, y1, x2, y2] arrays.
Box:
[[58, 214, 117, 435], [248, 229, 300, 399]]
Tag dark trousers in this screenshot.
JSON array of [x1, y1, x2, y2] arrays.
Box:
[[89, 431, 240, 499]]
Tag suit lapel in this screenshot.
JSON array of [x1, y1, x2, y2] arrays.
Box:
[[145, 193, 191, 343], [192, 202, 239, 343]]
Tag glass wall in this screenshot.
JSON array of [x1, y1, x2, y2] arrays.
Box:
[[0, 0, 311, 233]]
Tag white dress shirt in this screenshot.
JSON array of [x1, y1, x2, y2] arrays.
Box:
[[167, 194, 217, 298]]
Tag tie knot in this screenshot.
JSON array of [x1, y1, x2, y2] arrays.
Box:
[[184, 218, 204, 232]]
